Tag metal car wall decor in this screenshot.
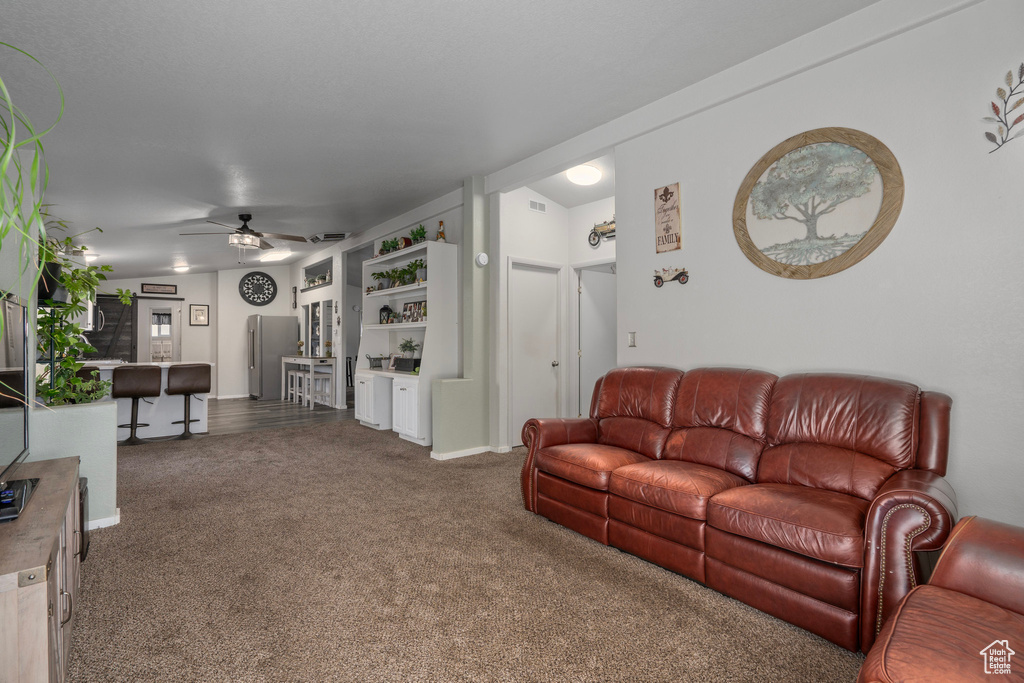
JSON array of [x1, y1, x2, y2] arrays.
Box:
[[654, 267, 688, 287], [588, 218, 616, 247]]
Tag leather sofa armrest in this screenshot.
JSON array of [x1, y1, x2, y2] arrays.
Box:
[[928, 516, 1024, 615], [520, 418, 599, 513], [859, 469, 958, 651]]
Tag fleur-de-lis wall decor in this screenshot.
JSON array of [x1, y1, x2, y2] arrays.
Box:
[[984, 63, 1024, 153]]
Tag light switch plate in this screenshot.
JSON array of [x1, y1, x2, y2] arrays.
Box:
[[628, 332, 636, 347]]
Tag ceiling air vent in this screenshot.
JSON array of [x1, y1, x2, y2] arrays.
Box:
[[529, 200, 547, 213], [309, 232, 348, 243]]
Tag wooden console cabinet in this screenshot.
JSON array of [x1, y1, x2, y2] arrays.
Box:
[[0, 458, 82, 683]]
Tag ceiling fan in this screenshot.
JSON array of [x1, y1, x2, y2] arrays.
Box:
[[180, 213, 308, 250]]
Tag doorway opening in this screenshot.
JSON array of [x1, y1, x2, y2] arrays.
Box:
[[575, 262, 617, 417]]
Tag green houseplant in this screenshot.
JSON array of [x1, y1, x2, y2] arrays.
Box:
[[36, 219, 133, 405], [405, 258, 426, 283], [410, 224, 427, 243], [399, 337, 421, 357]]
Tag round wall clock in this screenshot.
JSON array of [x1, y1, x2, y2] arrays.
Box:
[[238, 271, 278, 306]]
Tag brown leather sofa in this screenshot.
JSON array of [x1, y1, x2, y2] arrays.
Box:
[[859, 516, 1024, 681], [520, 366, 957, 652]]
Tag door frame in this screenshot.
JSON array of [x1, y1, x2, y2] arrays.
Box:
[[571, 257, 616, 418], [507, 257, 568, 447]]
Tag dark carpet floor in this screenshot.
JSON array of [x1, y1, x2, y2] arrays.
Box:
[[66, 421, 864, 682]]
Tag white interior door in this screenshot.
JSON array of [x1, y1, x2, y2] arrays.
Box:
[[510, 262, 562, 447], [579, 267, 617, 416]]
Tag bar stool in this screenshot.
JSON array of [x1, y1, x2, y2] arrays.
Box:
[[311, 370, 332, 408], [112, 365, 162, 446], [166, 363, 212, 439]]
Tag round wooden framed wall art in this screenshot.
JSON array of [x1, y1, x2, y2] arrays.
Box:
[[732, 127, 904, 280]]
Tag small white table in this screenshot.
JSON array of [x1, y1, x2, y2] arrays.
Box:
[[280, 356, 337, 409]]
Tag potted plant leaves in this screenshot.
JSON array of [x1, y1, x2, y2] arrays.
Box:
[[410, 224, 427, 243], [370, 271, 390, 289], [406, 258, 426, 283], [399, 337, 421, 358]]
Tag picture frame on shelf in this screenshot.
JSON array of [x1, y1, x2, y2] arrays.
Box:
[[388, 353, 400, 371], [189, 304, 209, 326]]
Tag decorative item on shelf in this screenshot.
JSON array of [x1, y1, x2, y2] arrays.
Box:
[[297, 340, 304, 356], [436, 220, 446, 243], [398, 236, 412, 249], [410, 224, 427, 243], [399, 337, 421, 358], [379, 238, 400, 255], [405, 258, 426, 283], [402, 300, 426, 322], [653, 267, 689, 287], [325, 341, 332, 357], [379, 304, 392, 325], [366, 354, 386, 369], [983, 62, 1024, 153], [371, 271, 390, 289], [733, 127, 903, 280]]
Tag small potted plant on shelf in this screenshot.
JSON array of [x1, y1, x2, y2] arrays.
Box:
[[410, 224, 427, 243], [399, 338, 421, 358], [324, 341, 332, 357], [387, 267, 407, 287], [405, 258, 426, 283], [370, 271, 390, 289], [297, 340, 305, 356]]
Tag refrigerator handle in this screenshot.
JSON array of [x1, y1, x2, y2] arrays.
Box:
[[249, 329, 256, 369]]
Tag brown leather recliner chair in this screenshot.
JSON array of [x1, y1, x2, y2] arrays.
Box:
[[859, 516, 1024, 681]]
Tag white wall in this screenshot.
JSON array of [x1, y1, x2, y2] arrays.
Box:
[[493, 187, 570, 448], [215, 265, 293, 398], [612, 0, 1024, 523]]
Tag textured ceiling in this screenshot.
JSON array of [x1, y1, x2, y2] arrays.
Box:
[[2, 0, 881, 278]]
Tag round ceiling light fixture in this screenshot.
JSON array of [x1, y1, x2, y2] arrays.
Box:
[[173, 265, 190, 272], [566, 164, 602, 186]]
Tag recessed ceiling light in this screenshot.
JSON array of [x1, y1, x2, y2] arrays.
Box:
[[84, 254, 99, 262], [173, 265, 190, 273], [260, 252, 290, 262], [566, 164, 602, 186]]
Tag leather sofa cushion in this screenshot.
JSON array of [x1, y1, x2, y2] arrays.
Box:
[[662, 427, 764, 483], [591, 366, 682, 426], [535, 444, 649, 491], [758, 442, 897, 501], [859, 584, 1024, 682], [707, 483, 868, 567], [610, 460, 748, 520], [671, 367, 776, 437], [767, 373, 920, 471], [598, 416, 672, 460]]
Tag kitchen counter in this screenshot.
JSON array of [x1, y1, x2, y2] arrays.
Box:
[[86, 362, 215, 439]]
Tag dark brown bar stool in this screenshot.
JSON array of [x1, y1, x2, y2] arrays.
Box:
[[166, 363, 211, 439], [112, 365, 162, 446]]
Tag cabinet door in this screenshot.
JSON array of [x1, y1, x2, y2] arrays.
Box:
[[354, 377, 372, 422], [393, 381, 418, 437]]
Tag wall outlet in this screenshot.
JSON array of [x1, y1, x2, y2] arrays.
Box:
[[628, 332, 636, 347]]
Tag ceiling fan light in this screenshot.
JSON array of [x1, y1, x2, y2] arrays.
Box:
[[229, 233, 260, 249], [566, 164, 602, 186]]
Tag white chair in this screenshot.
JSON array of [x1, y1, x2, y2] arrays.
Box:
[[287, 370, 309, 405]]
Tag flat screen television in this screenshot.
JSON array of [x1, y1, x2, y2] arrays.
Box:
[[0, 295, 30, 511]]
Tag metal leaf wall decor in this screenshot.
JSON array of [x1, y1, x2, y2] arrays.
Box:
[[983, 62, 1024, 153]]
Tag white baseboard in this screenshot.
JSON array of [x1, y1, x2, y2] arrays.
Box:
[[87, 508, 120, 530], [430, 445, 493, 460], [214, 394, 250, 400]]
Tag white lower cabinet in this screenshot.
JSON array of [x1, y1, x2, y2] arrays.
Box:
[[354, 372, 392, 429], [392, 376, 420, 441]]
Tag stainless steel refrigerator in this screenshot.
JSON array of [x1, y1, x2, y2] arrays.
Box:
[[247, 315, 298, 400]]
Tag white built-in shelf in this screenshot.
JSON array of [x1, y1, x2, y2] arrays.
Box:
[[365, 282, 428, 299], [367, 241, 428, 265], [363, 322, 427, 331]]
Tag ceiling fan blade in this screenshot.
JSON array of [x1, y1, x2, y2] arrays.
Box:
[[206, 220, 238, 230], [258, 232, 307, 243], [259, 239, 273, 250], [180, 231, 234, 236]]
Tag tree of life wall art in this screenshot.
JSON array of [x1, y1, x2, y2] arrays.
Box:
[[732, 127, 904, 280]]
